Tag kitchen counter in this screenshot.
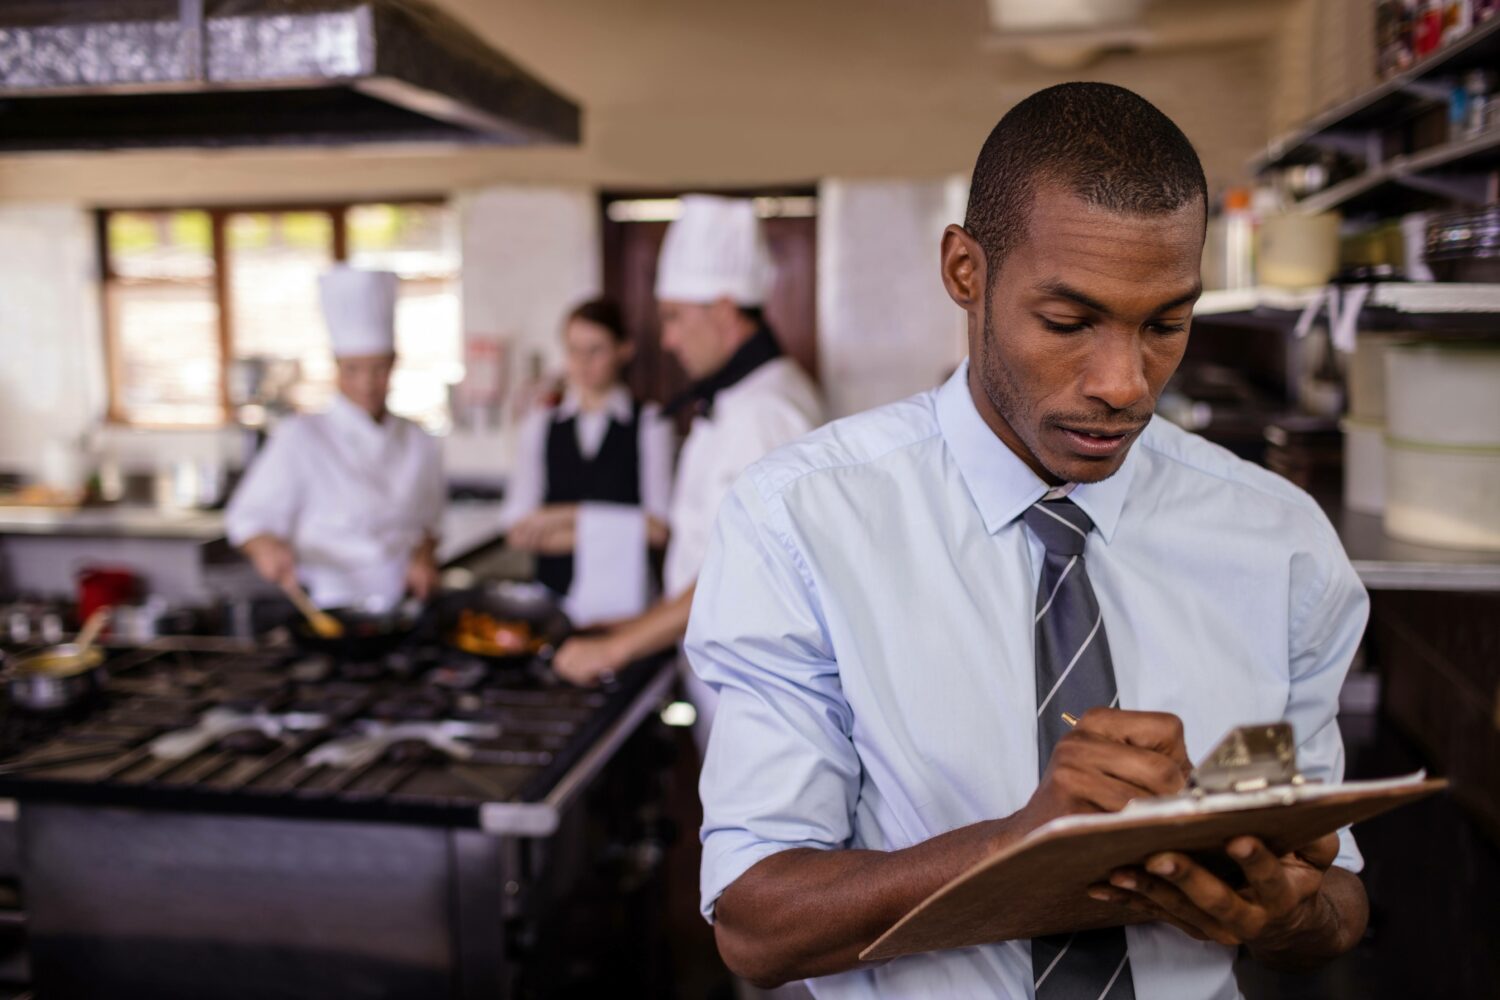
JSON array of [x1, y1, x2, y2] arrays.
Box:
[[1326, 504, 1500, 593], [0, 500, 503, 550], [0, 504, 225, 540], [0, 500, 509, 603]]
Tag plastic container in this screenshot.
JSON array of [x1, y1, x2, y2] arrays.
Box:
[[76, 567, 142, 628], [1384, 440, 1500, 550], [1257, 212, 1342, 288], [1346, 334, 1404, 424], [1342, 419, 1386, 515], [1385, 342, 1500, 447], [1202, 188, 1255, 291]]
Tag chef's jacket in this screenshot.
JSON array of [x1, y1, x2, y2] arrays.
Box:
[[664, 355, 823, 598], [668, 352, 822, 744], [226, 394, 445, 610], [687, 361, 1367, 999]]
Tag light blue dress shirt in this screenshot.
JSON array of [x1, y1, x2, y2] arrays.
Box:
[[687, 361, 1368, 1000]]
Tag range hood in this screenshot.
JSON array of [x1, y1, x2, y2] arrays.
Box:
[[0, 0, 581, 151]]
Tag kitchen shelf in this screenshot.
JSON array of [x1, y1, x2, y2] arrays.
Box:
[[1195, 283, 1500, 331], [1297, 127, 1500, 216], [1196, 287, 1322, 317], [1253, 15, 1500, 174], [1328, 505, 1500, 592]]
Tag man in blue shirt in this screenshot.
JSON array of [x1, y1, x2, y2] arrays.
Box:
[[687, 83, 1369, 998]]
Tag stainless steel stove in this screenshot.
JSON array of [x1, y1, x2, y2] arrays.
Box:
[[0, 636, 677, 999]]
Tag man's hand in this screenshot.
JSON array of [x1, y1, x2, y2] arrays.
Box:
[[242, 534, 297, 590], [553, 632, 630, 686], [1016, 708, 1192, 832], [1089, 832, 1353, 956], [406, 549, 441, 601]]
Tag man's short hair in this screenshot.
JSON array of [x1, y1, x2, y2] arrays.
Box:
[[964, 82, 1207, 271]]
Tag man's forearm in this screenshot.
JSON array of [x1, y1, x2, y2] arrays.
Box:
[[1246, 866, 1368, 971], [714, 815, 1029, 988]]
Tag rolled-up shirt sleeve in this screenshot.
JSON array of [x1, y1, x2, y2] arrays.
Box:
[[686, 474, 859, 923], [1285, 508, 1371, 874]]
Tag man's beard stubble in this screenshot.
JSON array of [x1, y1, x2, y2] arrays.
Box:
[[976, 296, 1144, 485]]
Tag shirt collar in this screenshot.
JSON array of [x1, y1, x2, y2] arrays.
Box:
[[557, 384, 633, 423], [935, 361, 1139, 543]]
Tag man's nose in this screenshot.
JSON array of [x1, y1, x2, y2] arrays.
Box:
[[1081, 331, 1150, 412]]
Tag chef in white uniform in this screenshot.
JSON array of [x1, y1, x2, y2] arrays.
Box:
[[226, 266, 445, 611], [553, 196, 823, 736]]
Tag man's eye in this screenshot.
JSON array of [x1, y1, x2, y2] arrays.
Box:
[[1039, 318, 1086, 333], [1149, 322, 1187, 335]]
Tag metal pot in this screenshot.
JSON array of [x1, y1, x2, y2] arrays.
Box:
[[4, 643, 107, 713]]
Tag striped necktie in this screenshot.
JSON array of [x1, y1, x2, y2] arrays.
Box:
[[1023, 497, 1135, 1000]]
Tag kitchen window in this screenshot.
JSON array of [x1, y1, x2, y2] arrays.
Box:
[[100, 201, 462, 432]]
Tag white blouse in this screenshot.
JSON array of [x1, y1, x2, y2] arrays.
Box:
[[497, 385, 675, 529]]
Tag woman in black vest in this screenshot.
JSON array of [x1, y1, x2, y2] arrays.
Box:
[[500, 299, 674, 608]]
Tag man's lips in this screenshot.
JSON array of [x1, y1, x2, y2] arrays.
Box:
[[1054, 423, 1145, 457]]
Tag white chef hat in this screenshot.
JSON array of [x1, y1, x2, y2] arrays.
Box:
[[654, 195, 773, 306], [319, 266, 399, 357]]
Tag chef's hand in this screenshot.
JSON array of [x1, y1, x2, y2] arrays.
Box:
[[553, 632, 630, 687], [1088, 832, 1341, 949], [508, 505, 578, 553], [405, 550, 441, 601], [242, 534, 298, 590], [1016, 708, 1192, 832]]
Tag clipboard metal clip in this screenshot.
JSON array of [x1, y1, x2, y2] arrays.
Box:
[[1188, 722, 1310, 796]]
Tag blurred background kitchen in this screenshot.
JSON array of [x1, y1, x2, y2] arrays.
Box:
[[0, 1, 1496, 998]]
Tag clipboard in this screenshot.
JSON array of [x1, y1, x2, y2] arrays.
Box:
[[861, 724, 1446, 962]]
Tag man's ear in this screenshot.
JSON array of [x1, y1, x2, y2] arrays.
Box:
[[940, 224, 987, 316]]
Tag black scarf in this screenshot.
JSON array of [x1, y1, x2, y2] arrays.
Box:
[[665, 324, 783, 418]]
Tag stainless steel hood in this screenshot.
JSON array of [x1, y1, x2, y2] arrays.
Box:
[[0, 0, 581, 151]]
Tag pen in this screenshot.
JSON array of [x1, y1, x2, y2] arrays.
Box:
[[1061, 712, 1079, 727]]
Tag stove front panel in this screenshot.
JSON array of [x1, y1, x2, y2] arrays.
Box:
[[21, 803, 468, 1000]]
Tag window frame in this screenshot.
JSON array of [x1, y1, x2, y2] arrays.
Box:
[[98, 197, 447, 428]]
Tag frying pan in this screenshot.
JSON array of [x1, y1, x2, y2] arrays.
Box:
[[288, 602, 425, 660], [436, 581, 571, 670]]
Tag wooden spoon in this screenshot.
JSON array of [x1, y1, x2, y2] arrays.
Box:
[[73, 606, 112, 655], [282, 581, 344, 639]]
